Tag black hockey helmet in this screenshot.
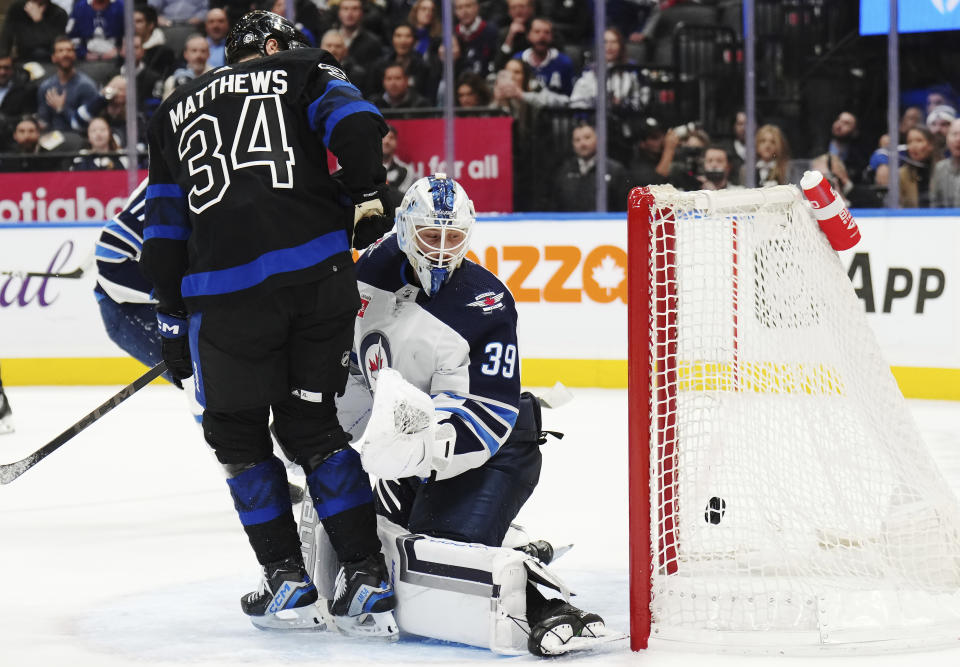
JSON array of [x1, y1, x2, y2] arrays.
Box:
[[225, 10, 309, 64]]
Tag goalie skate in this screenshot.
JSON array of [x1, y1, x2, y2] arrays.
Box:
[[528, 601, 625, 657]]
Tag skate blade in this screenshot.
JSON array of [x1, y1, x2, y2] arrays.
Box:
[[332, 611, 399, 640], [249, 601, 333, 631], [536, 625, 627, 656]]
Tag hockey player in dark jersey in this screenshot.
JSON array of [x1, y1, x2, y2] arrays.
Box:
[[330, 174, 614, 656], [140, 10, 397, 635], [95, 176, 306, 501]]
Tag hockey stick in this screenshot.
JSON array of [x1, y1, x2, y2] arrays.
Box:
[[0, 361, 167, 485], [0, 266, 86, 279]]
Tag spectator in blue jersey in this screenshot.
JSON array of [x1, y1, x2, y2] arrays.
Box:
[[204, 8, 229, 69], [36, 36, 99, 132], [149, 0, 205, 27], [67, 0, 124, 61], [454, 0, 498, 76], [515, 17, 575, 96]]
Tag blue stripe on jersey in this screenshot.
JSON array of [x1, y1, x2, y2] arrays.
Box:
[[145, 196, 191, 238], [322, 101, 383, 147], [436, 405, 504, 456], [305, 448, 374, 519], [224, 457, 289, 526], [144, 224, 192, 241], [103, 220, 142, 250], [307, 79, 357, 131], [180, 229, 349, 298], [462, 397, 512, 439], [95, 245, 127, 261], [146, 183, 186, 200]]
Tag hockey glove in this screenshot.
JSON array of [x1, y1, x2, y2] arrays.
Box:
[[156, 310, 193, 382], [351, 186, 395, 250], [360, 422, 456, 480], [357, 368, 455, 479]]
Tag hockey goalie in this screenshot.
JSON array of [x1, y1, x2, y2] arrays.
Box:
[[295, 174, 621, 656]]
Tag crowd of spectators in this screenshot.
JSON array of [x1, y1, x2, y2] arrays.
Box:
[[0, 0, 958, 210]]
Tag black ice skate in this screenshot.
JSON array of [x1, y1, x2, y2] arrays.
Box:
[[516, 540, 555, 564], [328, 553, 398, 639], [241, 556, 330, 630], [528, 599, 621, 657], [0, 388, 13, 435]]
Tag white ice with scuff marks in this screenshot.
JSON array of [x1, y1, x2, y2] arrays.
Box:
[[1, 385, 959, 666]]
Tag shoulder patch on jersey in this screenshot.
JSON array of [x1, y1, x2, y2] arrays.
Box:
[[358, 295, 371, 318], [359, 330, 392, 390], [318, 62, 347, 81], [467, 291, 505, 313]]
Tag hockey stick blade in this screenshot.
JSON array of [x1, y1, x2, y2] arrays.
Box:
[[0, 361, 167, 485], [0, 266, 86, 280]]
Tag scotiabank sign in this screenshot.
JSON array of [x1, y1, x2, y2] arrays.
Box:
[[391, 117, 513, 213], [0, 171, 146, 222]]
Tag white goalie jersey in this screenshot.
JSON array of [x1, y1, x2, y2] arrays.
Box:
[[353, 233, 521, 480]]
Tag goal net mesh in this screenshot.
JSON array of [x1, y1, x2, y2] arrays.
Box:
[[636, 185, 960, 649]]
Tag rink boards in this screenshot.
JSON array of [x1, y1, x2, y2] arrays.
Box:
[[0, 211, 958, 399]]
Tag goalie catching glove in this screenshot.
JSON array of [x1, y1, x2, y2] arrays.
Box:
[[358, 368, 455, 479]]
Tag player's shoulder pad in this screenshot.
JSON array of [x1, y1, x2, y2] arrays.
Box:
[[421, 259, 517, 342], [272, 47, 351, 83]]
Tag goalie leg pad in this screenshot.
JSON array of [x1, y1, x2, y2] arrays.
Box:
[[377, 516, 535, 654], [406, 437, 542, 546]]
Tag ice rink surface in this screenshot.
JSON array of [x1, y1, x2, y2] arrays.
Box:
[[1, 384, 959, 666]]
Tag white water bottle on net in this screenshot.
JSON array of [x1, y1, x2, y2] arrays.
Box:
[[626, 184, 960, 653]]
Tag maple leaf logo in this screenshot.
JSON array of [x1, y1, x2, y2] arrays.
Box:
[[368, 351, 383, 373], [591, 255, 625, 296]]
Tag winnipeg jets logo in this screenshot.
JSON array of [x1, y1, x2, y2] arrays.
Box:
[[931, 0, 960, 13], [358, 296, 371, 318], [467, 291, 504, 313], [359, 331, 392, 390]]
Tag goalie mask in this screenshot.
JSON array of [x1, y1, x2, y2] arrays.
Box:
[[225, 10, 309, 64], [396, 174, 475, 296]]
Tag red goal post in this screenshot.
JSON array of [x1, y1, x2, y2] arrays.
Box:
[[626, 184, 960, 653]]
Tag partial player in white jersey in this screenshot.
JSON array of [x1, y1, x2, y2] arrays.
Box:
[[309, 174, 615, 656]]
